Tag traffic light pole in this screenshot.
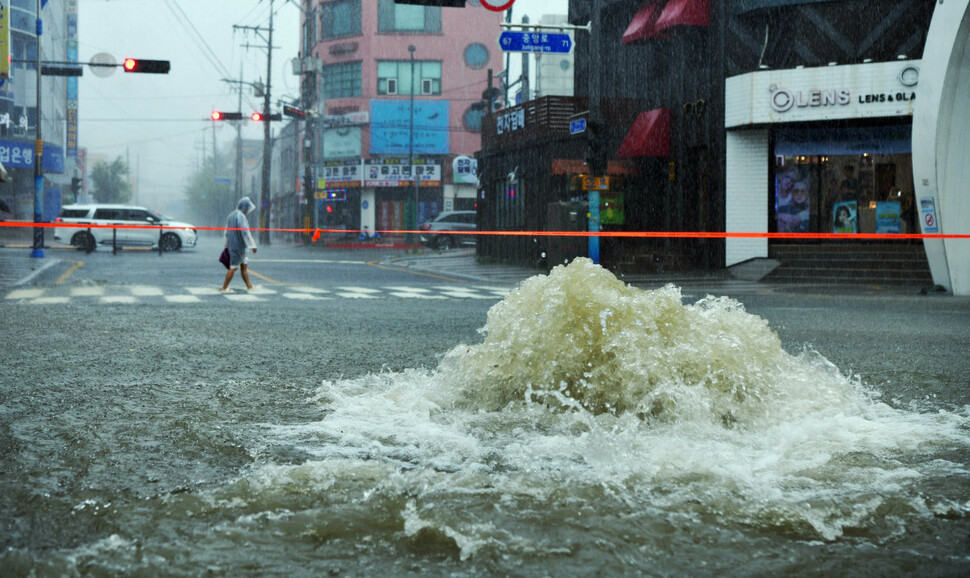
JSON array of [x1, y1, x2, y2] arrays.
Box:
[[32, 1, 44, 259]]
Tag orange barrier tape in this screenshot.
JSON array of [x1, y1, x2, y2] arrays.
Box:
[[2, 221, 970, 240]]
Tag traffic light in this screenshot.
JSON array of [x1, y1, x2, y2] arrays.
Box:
[[122, 58, 171, 74], [211, 111, 243, 121], [283, 104, 307, 119], [251, 112, 282, 122], [585, 120, 608, 176], [70, 177, 82, 195]]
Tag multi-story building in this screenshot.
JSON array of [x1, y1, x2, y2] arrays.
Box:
[[293, 0, 504, 239], [0, 0, 74, 221], [478, 0, 941, 284]]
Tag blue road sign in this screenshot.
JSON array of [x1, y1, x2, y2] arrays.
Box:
[[570, 118, 587, 135], [499, 31, 573, 54]]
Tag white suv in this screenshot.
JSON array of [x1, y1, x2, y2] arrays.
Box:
[[54, 204, 198, 252]]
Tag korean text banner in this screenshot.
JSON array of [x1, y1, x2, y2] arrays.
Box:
[[370, 100, 449, 155]]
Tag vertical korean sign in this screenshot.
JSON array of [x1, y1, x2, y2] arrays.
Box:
[[0, 1, 10, 80], [66, 0, 79, 160]]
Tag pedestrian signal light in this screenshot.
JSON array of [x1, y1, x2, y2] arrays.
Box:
[[122, 58, 171, 74], [211, 111, 243, 121]]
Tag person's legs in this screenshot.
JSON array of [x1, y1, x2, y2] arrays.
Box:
[[222, 267, 237, 291], [240, 263, 254, 290]]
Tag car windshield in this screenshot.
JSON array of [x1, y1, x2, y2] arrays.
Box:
[[2, 1, 969, 576]]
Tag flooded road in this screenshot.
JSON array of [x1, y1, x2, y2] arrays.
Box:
[[2, 259, 968, 576]]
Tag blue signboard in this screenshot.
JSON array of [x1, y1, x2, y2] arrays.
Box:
[[370, 100, 450, 155], [570, 118, 586, 135], [0, 140, 65, 173], [499, 31, 572, 53]]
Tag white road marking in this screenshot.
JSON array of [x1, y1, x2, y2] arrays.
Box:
[[224, 294, 266, 302], [101, 296, 138, 304], [283, 292, 330, 300], [286, 286, 329, 294], [5, 288, 46, 300], [70, 286, 105, 297], [165, 295, 202, 304], [3, 283, 514, 305], [130, 286, 164, 296], [30, 297, 71, 305], [186, 286, 222, 295]]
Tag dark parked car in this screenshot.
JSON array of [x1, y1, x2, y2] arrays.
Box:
[[418, 210, 477, 250]]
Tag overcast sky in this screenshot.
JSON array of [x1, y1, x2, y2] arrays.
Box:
[[76, 0, 567, 210]]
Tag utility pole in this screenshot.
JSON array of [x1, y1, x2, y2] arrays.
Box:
[[220, 69, 254, 200], [407, 45, 416, 243], [234, 1, 275, 245], [262, 3, 274, 245]]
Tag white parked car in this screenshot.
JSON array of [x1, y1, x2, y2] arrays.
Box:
[[54, 204, 198, 252]]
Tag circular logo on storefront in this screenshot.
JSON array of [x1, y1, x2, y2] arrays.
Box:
[[898, 65, 920, 87], [769, 86, 795, 112]]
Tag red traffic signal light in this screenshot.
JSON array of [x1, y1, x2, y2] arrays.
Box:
[[211, 111, 243, 121], [251, 112, 282, 122], [122, 58, 171, 74]]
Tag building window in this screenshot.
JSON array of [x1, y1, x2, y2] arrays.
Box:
[[377, 0, 442, 34], [377, 61, 441, 95], [322, 61, 361, 99], [464, 43, 489, 69], [320, 0, 361, 40]]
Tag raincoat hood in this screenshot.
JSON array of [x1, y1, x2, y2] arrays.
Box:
[[237, 197, 256, 215]]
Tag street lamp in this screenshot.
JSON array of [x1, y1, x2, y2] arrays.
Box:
[[408, 44, 416, 243]]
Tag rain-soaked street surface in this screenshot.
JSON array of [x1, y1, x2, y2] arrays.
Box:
[[1, 246, 969, 576]]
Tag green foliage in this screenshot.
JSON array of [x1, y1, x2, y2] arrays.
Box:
[[90, 157, 132, 204], [184, 152, 236, 228]]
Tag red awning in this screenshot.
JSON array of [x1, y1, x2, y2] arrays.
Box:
[[654, 0, 709, 34], [622, 3, 663, 44], [550, 159, 641, 176], [617, 108, 671, 158]]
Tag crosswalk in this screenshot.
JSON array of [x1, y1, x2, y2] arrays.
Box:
[[2, 283, 512, 305]]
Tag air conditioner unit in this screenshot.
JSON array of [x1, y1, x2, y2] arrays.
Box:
[[386, 78, 398, 95], [421, 78, 433, 95]]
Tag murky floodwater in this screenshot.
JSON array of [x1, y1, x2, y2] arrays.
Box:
[[2, 259, 968, 576]]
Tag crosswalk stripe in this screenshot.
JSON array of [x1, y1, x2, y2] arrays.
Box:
[[130, 286, 164, 296], [283, 292, 330, 300], [5, 288, 46, 300], [165, 295, 202, 304], [3, 283, 514, 304], [101, 296, 138, 304], [71, 286, 104, 297]]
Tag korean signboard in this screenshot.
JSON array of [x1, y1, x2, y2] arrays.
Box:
[[364, 158, 441, 187]]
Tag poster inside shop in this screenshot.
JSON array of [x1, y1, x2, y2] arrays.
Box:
[[832, 201, 857, 233], [364, 158, 441, 187], [875, 201, 901, 234], [776, 164, 810, 232]]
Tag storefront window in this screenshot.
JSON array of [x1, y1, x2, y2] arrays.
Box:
[[773, 125, 916, 235]]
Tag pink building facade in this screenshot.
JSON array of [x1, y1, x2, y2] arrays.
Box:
[[302, 0, 504, 236]]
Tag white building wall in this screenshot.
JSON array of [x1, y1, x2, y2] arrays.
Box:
[[725, 129, 769, 267]]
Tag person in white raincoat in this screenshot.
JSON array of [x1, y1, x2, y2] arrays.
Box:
[[220, 197, 258, 292]]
